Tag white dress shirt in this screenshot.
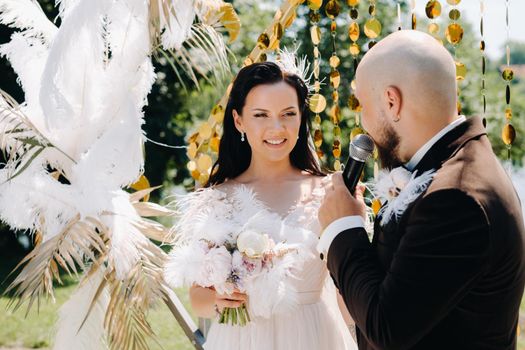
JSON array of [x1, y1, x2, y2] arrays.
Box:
[[316, 115, 467, 259]]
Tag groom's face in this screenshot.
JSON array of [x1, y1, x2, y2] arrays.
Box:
[[356, 84, 403, 170]]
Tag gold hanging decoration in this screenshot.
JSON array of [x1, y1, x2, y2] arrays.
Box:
[[309, 0, 325, 159], [425, 0, 442, 44], [501, 0, 515, 160], [445, 0, 465, 113], [411, 0, 417, 29], [327, 0, 342, 170], [364, 1, 381, 47], [347, 0, 363, 149], [480, 0, 487, 122], [425, 0, 441, 19]]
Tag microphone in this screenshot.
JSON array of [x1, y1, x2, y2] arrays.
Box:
[[342, 134, 375, 194]]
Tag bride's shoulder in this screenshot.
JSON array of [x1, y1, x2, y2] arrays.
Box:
[[297, 172, 327, 194], [211, 180, 238, 196]]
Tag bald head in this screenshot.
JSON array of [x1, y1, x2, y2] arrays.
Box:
[[355, 30, 460, 164], [357, 30, 457, 119]]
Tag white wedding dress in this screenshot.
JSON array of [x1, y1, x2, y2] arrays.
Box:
[[174, 182, 357, 350]]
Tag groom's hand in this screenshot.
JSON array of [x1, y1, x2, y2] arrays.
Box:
[[319, 172, 367, 230]]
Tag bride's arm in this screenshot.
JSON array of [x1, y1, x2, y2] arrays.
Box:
[[189, 285, 248, 319]]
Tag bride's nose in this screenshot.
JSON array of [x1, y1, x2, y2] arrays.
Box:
[[269, 117, 285, 131]]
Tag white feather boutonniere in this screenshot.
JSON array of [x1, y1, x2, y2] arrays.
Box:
[[372, 167, 436, 226]]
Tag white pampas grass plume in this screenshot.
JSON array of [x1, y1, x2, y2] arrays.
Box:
[[0, 0, 58, 41], [165, 240, 209, 288], [104, 191, 149, 280]]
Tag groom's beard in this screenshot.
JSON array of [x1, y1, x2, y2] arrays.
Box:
[[376, 119, 403, 170]]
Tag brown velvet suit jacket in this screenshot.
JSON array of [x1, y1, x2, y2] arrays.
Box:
[[327, 117, 525, 350]]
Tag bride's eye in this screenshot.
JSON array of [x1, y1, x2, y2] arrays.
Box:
[[283, 111, 297, 117], [254, 113, 268, 118]]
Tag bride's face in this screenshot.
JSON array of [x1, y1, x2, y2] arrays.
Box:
[[233, 81, 302, 164]]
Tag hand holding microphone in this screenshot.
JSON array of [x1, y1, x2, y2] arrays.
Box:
[[318, 134, 374, 230]]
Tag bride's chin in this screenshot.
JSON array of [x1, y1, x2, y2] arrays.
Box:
[[258, 151, 291, 163]]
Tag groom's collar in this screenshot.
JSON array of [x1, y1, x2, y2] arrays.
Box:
[[410, 116, 487, 175], [405, 115, 467, 171]]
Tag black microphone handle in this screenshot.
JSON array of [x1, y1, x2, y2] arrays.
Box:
[[342, 158, 366, 195]]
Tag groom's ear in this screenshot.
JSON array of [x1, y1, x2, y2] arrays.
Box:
[[384, 86, 402, 121]]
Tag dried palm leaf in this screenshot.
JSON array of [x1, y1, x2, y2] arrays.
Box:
[[133, 217, 172, 243], [5, 214, 108, 314], [129, 185, 163, 203], [0, 89, 75, 182], [148, 0, 236, 87], [202, 2, 240, 43], [104, 240, 167, 350]]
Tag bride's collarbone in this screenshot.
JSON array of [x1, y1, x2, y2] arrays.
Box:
[[215, 175, 323, 212]]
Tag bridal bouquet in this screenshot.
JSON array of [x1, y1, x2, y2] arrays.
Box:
[[165, 190, 309, 326]]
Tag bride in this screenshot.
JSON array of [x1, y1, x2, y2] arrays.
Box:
[[166, 61, 357, 350]]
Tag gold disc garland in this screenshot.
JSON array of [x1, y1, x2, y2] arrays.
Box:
[[501, 0, 515, 160], [364, 0, 382, 48], [309, 0, 325, 159], [425, 0, 441, 43], [347, 0, 364, 150], [411, 0, 417, 30], [363, 0, 381, 179], [445, 0, 465, 113], [347, 0, 360, 74], [326, 0, 342, 170], [480, 0, 487, 124]]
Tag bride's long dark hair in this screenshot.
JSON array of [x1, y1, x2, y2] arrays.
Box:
[[205, 61, 325, 187]]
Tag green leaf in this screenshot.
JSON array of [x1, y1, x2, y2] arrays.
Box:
[[14, 137, 47, 147]]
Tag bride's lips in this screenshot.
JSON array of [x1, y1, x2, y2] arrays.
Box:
[[263, 139, 287, 148]]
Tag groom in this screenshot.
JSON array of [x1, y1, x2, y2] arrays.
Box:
[[318, 30, 525, 349]]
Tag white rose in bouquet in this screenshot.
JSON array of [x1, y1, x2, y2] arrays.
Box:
[[236, 230, 271, 258]]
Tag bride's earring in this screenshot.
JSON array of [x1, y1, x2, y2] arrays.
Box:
[[241, 132, 245, 142]]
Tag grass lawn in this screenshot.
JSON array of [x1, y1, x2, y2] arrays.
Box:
[[0, 279, 196, 349]]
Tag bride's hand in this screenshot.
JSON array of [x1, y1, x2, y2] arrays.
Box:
[[213, 289, 248, 312]]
